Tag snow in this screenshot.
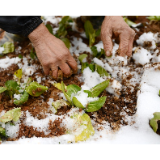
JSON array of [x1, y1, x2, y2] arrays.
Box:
[[14, 94, 21, 100], [0, 47, 4, 53], [1, 16, 160, 145]]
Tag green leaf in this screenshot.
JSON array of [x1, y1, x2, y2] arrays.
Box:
[[18, 54, 23, 59], [14, 69, 22, 82], [91, 46, 105, 58], [72, 97, 85, 109], [53, 83, 63, 91], [85, 96, 106, 112], [14, 91, 29, 105], [147, 16, 160, 21], [95, 64, 109, 77], [84, 20, 96, 47], [5, 80, 19, 99], [46, 24, 53, 34], [88, 80, 110, 97], [95, 29, 101, 37], [30, 48, 36, 59], [81, 63, 95, 73], [150, 112, 160, 132], [66, 84, 81, 98], [0, 127, 6, 139], [61, 81, 72, 104], [123, 17, 136, 26], [0, 108, 21, 123], [78, 54, 88, 63], [26, 82, 48, 97], [61, 37, 71, 49], [0, 87, 7, 94], [2, 42, 14, 54], [74, 113, 95, 142]]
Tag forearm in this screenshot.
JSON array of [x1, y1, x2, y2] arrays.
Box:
[[0, 16, 42, 37]]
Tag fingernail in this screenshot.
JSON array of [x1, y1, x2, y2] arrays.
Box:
[[106, 51, 111, 57]]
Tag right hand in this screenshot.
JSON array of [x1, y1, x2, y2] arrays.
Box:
[[28, 23, 78, 79]]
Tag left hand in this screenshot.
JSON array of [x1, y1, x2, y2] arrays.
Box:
[[101, 16, 135, 57]]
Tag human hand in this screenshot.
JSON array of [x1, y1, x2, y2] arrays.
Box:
[[28, 23, 77, 79], [101, 16, 135, 57]]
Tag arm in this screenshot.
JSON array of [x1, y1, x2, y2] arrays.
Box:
[[101, 16, 135, 57]]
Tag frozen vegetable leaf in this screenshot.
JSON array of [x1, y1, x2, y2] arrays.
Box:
[[61, 81, 72, 104], [72, 97, 85, 109], [52, 99, 69, 113], [0, 87, 7, 94], [61, 37, 71, 49], [78, 54, 88, 63], [85, 96, 106, 112], [89, 80, 110, 97], [150, 112, 160, 132], [123, 17, 136, 26], [66, 84, 81, 98], [14, 69, 22, 82], [2, 42, 14, 54], [26, 82, 48, 97], [147, 16, 160, 21], [5, 80, 19, 98], [0, 108, 21, 123], [14, 91, 29, 105], [74, 113, 95, 142], [0, 127, 6, 137], [95, 64, 109, 77], [46, 24, 53, 34]]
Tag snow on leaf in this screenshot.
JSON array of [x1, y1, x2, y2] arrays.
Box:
[[95, 64, 109, 77], [2, 42, 14, 54], [0, 108, 21, 123], [14, 91, 29, 105], [66, 84, 81, 98], [74, 113, 95, 142], [72, 97, 85, 109], [78, 54, 88, 63], [85, 96, 107, 112], [150, 112, 160, 132], [26, 82, 48, 97], [0, 87, 7, 94]]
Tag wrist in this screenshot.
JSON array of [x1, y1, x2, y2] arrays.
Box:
[[28, 23, 50, 44]]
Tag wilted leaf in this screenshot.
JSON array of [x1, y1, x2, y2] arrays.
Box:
[[26, 82, 48, 97], [0, 108, 21, 123], [2, 42, 14, 54], [14, 91, 29, 105], [85, 96, 106, 112], [150, 112, 160, 132], [0, 87, 7, 94], [14, 69, 22, 82], [74, 113, 95, 142]]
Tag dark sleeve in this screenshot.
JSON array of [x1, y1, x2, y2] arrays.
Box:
[[0, 16, 43, 37]]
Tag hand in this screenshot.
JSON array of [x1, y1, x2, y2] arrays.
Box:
[[28, 23, 77, 79], [101, 16, 135, 57]]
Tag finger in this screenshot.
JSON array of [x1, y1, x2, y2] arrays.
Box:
[[43, 65, 50, 75], [101, 31, 113, 56], [50, 65, 58, 79], [119, 32, 130, 57], [127, 33, 135, 57], [67, 55, 78, 74], [59, 62, 71, 77]]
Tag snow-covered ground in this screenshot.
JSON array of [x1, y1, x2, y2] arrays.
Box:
[[1, 16, 160, 144]]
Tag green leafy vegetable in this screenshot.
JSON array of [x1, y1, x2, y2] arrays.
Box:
[[0, 127, 6, 141], [85, 80, 110, 97], [5, 80, 19, 99], [61, 38, 71, 49], [84, 20, 100, 47], [78, 54, 88, 63], [85, 96, 106, 112], [123, 16, 136, 26], [2, 42, 14, 54], [0, 108, 21, 123], [46, 24, 53, 34], [66, 84, 81, 98], [95, 64, 109, 77], [150, 112, 160, 132], [72, 97, 85, 109], [26, 82, 48, 97], [14, 91, 29, 105], [147, 16, 160, 21], [91, 46, 105, 58], [0, 87, 7, 94]]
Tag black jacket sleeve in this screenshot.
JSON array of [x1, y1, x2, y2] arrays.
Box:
[[0, 16, 42, 37]]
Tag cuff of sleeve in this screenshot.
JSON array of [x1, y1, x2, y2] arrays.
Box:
[[22, 17, 43, 37]]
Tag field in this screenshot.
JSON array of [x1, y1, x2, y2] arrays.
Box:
[[0, 16, 160, 144]]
